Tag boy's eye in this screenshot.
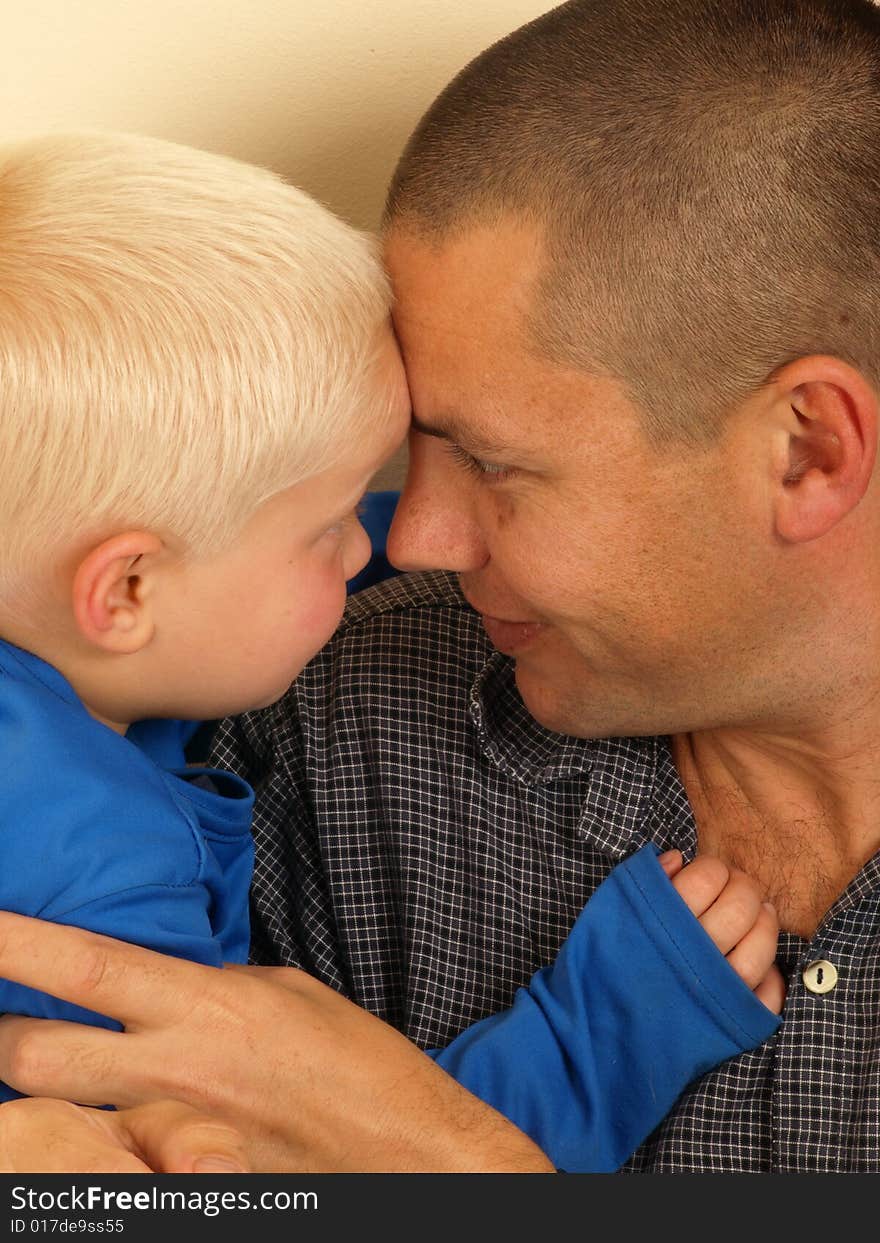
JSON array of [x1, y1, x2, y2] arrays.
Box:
[[445, 442, 517, 484], [324, 503, 365, 540]]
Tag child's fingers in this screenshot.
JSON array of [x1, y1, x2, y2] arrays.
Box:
[[670, 855, 730, 918], [752, 963, 786, 1016], [669, 854, 782, 1009], [696, 868, 762, 955], [657, 849, 684, 879], [722, 902, 779, 990]]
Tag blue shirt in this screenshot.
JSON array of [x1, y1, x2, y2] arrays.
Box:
[[0, 638, 255, 1101]]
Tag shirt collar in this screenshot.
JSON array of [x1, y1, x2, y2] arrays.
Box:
[[0, 636, 81, 706], [468, 649, 678, 860], [467, 636, 880, 942]]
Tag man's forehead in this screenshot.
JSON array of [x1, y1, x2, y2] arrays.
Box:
[[385, 219, 545, 320], [385, 224, 549, 412], [384, 220, 624, 452]]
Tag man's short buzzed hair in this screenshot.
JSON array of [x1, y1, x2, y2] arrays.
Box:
[[385, 0, 880, 443]]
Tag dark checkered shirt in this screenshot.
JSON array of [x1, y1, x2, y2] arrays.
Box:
[[211, 570, 880, 1172]]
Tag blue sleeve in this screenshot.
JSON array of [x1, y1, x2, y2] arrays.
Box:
[[0, 883, 223, 1104], [429, 842, 781, 1172]]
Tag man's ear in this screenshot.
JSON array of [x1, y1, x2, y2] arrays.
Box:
[[72, 531, 165, 653], [771, 356, 878, 544]]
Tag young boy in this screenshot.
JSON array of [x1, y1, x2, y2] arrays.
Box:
[[0, 131, 780, 1171]]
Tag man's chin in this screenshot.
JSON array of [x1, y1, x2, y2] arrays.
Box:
[[513, 661, 656, 740], [515, 665, 683, 741], [513, 665, 595, 739]]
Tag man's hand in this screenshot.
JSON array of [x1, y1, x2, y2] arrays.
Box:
[[0, 1097, 249, 1173], [0, 913, 553, 1173], [658, 851, 785, 1013]]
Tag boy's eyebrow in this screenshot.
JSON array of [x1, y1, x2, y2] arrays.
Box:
[[410, 412, 518, 459]]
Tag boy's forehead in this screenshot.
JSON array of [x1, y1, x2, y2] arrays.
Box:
[[348, 349, 410, 470], [369, 329, 411, 422]]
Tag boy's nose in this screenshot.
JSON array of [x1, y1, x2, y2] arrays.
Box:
[[344, 518, 373, 582]]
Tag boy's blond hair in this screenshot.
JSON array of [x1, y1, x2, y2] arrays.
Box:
[[0, 131, 394, 606]]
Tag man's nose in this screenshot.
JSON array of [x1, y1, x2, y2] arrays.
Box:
[[386, 435, 488, 573]]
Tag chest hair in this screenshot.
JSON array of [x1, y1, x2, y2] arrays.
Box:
[[693, 794, 867, 939]]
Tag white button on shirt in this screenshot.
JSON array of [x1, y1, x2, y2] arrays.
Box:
[[803, 959, 839, 995]]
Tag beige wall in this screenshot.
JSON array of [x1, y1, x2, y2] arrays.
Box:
[[2, 0, 558, 488], [1, 0, 558, 229]]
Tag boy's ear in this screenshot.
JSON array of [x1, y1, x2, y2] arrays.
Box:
[[72, 531, 165, 653], [770, 356, 878, 544]]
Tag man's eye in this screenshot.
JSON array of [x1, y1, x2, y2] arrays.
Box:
[[445, 442, 517, 484]]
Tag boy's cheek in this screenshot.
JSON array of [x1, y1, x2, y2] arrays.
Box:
[[297, 573, 349, 644]]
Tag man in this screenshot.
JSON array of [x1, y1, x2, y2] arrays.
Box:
[[0, 0, 878, 1172]]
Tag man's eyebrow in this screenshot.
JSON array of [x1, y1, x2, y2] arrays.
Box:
[[410, 412, 518, 458], [410, 413, 451, 440]]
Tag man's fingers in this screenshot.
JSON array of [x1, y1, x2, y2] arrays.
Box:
[[0, 1098, 153, 1174], [118, 1101, 250, 1174], [0, 1098, 250, 1174], [0, 1015, 141, 1106], [0, 911, 203, 1028], [722, 902, 779, 991]]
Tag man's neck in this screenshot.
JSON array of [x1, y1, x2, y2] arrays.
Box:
[[672, 722, 880, 939]]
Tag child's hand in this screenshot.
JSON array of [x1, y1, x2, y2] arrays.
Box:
[[658, 851, 785, 1015]]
